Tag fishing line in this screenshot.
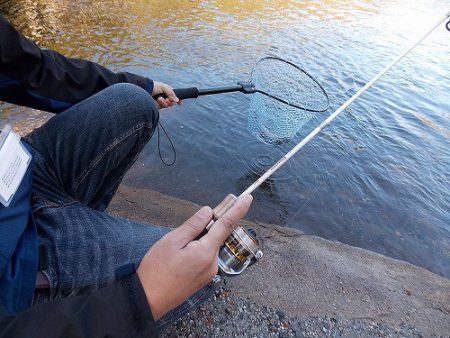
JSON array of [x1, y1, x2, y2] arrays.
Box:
[[293, 137, 355, 219]]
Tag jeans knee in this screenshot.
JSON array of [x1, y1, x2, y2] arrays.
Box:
[[108, 83, 159, 131]]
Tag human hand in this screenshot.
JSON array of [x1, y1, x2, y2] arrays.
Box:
[[151, 81, 180, 109], [137, 194, 253, 320]]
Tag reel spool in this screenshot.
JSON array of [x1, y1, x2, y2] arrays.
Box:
[[219, 225, 263, 275], [207, 194, 263, 276]]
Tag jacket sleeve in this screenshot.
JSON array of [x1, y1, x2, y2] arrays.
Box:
[[0, 273, 158, 338], [0, 15, 154, 113]]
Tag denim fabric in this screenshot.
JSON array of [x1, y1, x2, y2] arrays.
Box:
[[24, 83, 215, 330]]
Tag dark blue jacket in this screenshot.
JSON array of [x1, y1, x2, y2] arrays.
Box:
[[0, 144, 37, 314], [0, 15, 153, 113], [0, 14, 158, 336]]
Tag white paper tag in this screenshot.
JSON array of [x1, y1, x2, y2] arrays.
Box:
[[0, 125, 31, 207]]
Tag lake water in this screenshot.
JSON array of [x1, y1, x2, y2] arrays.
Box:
[[1, 0, 449, 278]]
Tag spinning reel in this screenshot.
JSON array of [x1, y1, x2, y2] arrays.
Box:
[[207, 194, 263, 276]]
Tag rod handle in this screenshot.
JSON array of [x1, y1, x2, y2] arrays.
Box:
[[205, 194, 238, 231], [195, 194, 237, 242], [212, 194, 237, 220], [153, 87, 199, 101]]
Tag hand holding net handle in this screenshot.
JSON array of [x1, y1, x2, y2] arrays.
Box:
[[153, 87, 199, 100], [152, 84, 253, 101]]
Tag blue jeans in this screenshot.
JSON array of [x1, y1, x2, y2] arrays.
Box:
[[24, 83, 215, 330]]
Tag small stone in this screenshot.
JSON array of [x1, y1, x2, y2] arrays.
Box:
[[276, 310, 285, 320], [281, 320, 290, 330], [279, 331, 289, 338]]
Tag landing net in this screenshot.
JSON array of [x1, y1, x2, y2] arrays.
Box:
[[247, 57, 329, 144]]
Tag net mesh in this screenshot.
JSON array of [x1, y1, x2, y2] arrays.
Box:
[[248, 93, 314, 144], [247, 57, 328, 145]]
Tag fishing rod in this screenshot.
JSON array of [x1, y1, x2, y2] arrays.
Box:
[[241, 11, 450, 196], [210, 11, 450, 276]]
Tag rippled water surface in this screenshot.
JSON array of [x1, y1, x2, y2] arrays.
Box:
[[1, 0, 449, 277]]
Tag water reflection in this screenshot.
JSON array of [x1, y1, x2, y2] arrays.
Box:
[[0, 0, 449, 278]]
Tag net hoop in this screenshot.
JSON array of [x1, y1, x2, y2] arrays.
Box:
[[250, 56, 330, 113]]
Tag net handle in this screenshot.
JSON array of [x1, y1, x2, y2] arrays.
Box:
[[152, 85, 243, 100], [152, 58, 329, 112], [240, 11, 450, 196]]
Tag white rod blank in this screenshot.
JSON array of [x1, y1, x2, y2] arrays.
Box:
[[240, 12, 450, 197]]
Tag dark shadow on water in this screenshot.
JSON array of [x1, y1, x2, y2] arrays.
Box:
[[235, 170, 289, 226]]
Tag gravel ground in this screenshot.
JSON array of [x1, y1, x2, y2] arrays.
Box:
[[162, 287, 426, 338]]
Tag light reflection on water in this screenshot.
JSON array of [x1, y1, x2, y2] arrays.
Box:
[[1, 0, 449, 277]]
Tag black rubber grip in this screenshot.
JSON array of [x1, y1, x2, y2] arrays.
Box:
[[153, 87, 199, 101]]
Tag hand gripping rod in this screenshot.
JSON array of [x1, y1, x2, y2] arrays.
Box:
[[241, 11, 450, 197]]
